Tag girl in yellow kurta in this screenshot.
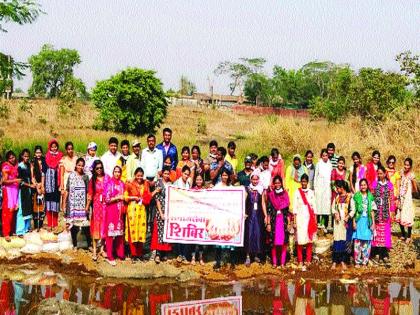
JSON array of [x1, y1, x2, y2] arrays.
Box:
[[285, 154, 307, 208], [124, 168, 152, 261]]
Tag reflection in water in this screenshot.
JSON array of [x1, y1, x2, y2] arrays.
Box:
[[0, 276, 418, 314]]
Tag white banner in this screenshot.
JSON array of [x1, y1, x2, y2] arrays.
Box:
[[163, 186, 245, 246]]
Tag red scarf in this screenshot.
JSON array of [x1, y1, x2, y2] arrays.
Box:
[[45, 139, 63, 169], [298, 188, 317, 240]]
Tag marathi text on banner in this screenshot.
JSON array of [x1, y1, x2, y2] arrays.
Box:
[[161, 296, 242, 315], [163, 186, 245, 246]]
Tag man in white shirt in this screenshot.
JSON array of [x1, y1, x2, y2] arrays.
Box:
[[140, 134, 163, 183], [101, 137, 122, 177]]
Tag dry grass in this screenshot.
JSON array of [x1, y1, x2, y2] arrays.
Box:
[[0, 99, 418, 172]]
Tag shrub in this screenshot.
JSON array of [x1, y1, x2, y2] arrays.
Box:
[[0, 101, 10, 119], [91, 68, 167, 136]]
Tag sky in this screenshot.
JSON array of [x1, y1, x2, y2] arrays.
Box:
[[2, 0, 419, 94]]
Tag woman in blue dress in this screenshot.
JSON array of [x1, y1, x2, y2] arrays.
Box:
[[352, 178, 376, 268]]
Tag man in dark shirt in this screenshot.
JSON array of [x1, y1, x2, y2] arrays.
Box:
[[156, 128, 178, 170], [237, 156, 253, 186]]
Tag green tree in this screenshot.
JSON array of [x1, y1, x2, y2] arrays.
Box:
[[91, 68, 167, 136], [28, 44, 85, 98], [396, 51, 420, 98], [178, 75, 196, 96], [0, 0, 42, 32], [347, 68, 409, 120], [214, 57, 266, 95], [0, 0, 42, 96], [244, 73, 274, 106]]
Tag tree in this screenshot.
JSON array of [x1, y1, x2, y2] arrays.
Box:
[[0, 0, 42, 96], [178, 75, 196, 96], [0, 0, 42, 32], [214, 58, 266, 95], [0, 52, 27, 97], [396, 51, 420, 98], [244, 73, 274, 106], [91, 68, 167, 136], [28, 44, 85, 98], [347, 68, 409, 120]]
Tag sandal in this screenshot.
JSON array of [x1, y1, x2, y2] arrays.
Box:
[[92, 254, 98, 262], [191, 257, 196, 265], [405, 238, 412, 244], [199, 259, 205, 266]]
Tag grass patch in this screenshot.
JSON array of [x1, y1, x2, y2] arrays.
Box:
[[0, 99, 418, 174]]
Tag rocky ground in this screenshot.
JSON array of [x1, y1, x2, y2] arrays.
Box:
[[1, 234, 418, 284]]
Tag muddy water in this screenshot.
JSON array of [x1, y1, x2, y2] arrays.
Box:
[[0, 273, 419, 314]]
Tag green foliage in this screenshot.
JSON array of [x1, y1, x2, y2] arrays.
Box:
[[28, 44, 86, 98], [0, 0, 42, 32], [244, 73, 274, 106], [91, 68, 167, 136], [396, 51, 420, 98], [178, 75, 196, 96], [18, 98, 32, 114], [197, 117, 207, 135], [0, 52, 28, 95], [214, 57, 266, 95], [0, 101, 10, 119]]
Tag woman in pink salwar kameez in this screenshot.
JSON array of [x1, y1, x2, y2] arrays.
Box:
[[371, 166, 395, 266], [102, 166, 125, 266]]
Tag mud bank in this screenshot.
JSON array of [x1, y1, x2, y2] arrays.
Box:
[[1, 237, 418, 283]]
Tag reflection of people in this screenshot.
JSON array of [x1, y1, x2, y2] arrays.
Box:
[[349, 283, 370, 315], [272, 280, 291, 315], [330, 282, 350, 314], [391, 282, 413, 315], [294, 281, 314, 315], [369, 283, 391, 315], [0, 281, 15, 314]]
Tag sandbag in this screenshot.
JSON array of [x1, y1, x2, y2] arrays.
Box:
[[58, 241, 73, 251], [42, 242, 60, 253], [40, 230, 58, 243], [57, 231, 72, 243], [0, 246, 6, 259], [314, 238, 332, 255], [21, 243, 42, 255], [0, 237, 26, 250], [24, 232, 43, 246], [7, 248, 22, 259]]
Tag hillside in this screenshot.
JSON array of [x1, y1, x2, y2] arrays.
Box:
[[0, 99, 418, 173]]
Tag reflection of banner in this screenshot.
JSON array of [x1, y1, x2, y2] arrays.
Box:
[[163, 186, 245, 246], [161, 296, 242, 315]]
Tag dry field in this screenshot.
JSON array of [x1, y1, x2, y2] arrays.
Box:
[[0, 99, 418, 172]]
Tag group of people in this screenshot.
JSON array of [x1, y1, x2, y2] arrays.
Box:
[[0, 127, 417, 270]]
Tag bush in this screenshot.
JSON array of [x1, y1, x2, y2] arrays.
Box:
[[0, 101, 10, 119], [91, 68, 167, 136]]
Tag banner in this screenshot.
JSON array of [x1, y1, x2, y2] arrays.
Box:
[[163, 186, 245, 246], [161, 296, 242, 315]]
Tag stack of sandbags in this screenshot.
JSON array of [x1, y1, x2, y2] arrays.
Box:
[[57, 231, 73, 251], [314, 238, 333, 255], [0, 237, 26, 259], [21, 232, 43, 254]]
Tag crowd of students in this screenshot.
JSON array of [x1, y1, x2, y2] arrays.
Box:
[[0, 127, 417, 270]]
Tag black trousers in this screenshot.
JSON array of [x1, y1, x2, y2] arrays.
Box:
[[70, 225, 92, 248], [400, 224, 412, 239]]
